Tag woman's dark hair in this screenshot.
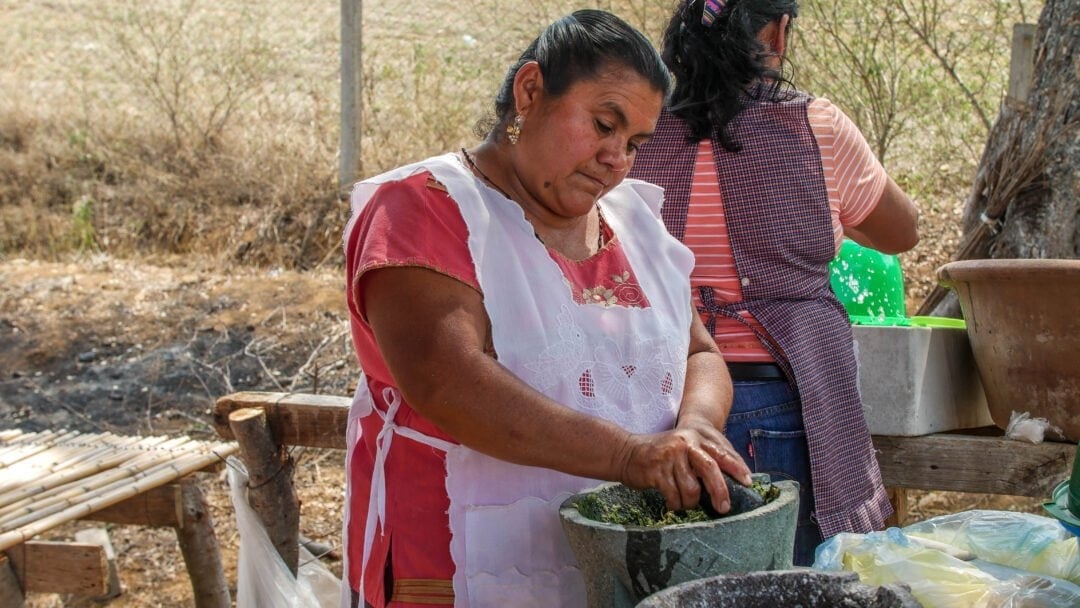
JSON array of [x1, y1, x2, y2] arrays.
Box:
[[481, 10, 671, 140], [663, 0, 799, 151]]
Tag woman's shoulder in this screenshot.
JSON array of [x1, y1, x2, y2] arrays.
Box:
[[369, 170, 449, 200], [348, 169, 478, 289], [806, 96, 860, 127], [607, 179, 665, 219], [805, 97, 873, 152], [359, 171, 462, 223]]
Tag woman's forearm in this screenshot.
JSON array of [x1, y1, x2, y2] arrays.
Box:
[[678, 348, 732, 430], [407, 349, 636, 481], [677, 311, 733, 430]]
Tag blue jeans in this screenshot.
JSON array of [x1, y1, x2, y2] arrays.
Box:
[[724, 379, 822, 566]]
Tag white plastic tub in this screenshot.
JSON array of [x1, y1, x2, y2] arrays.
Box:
[[852, 325, 992, 436]]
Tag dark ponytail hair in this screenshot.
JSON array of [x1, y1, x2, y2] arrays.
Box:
[[480, 9, 671, 141], [662, 0, 799, 151]]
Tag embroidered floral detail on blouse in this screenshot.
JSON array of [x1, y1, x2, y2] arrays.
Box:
[[578, 271, 647, 308], [582, 286, 617, 307]]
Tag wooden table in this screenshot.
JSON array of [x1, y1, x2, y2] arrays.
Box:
[[872, 427, 1074, 525], [215, 391, 1075, 493], [213, 392, 1077, 541], [0, 431, 236, 608]]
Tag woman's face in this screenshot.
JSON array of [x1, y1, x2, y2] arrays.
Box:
[[510, 63, 663, 221]]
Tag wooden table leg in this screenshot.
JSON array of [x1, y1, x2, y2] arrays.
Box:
[[0, 556, 25, 607], [175, 477, 231, 608], [885, 487, 908, 528]]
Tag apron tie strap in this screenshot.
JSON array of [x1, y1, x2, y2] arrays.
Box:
[[359, 386, 457, 596]]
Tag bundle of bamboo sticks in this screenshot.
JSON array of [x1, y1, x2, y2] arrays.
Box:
[[0, 429, 237, 551]]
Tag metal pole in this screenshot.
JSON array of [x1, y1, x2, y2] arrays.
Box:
[[340, 0, 363, 193]]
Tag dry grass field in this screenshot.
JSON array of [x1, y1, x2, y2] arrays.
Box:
[[0, 0, 1051, 605], [1, 0, 1041, 297]]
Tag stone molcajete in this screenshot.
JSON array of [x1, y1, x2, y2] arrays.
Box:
[[559, 474, 798, 608], [636, 570, 921, 607]]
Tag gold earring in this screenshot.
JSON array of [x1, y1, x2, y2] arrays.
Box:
[[506, 114, 524, 145]]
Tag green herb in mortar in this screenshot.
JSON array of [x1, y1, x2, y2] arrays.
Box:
[[752, 480, 780, 503], [577, 480, 779, 528]]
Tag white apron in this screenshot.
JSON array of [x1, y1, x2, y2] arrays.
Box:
[[341, 154, 695, 607]]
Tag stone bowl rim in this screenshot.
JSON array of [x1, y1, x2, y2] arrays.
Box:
[[558, 479, 799, 532]]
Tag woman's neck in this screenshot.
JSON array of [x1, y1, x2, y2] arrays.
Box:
[[463, 143, 603, 261]]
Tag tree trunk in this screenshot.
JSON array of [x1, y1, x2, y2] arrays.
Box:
[[919, 0, 1079, 316]]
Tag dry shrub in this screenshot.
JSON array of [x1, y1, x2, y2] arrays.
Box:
[[0, 0, 341, 267]]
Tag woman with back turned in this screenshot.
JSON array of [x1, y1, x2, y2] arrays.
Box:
[[342, 9, 752, 607], [629, 0, 920, 566]]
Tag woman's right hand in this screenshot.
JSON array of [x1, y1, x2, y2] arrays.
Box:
[[615, 426, 752, 514]]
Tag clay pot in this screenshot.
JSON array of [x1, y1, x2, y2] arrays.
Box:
[[937, 259, 1080, 442]]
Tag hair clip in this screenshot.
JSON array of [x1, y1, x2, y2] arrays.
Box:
[[702, 0, 726, 27]]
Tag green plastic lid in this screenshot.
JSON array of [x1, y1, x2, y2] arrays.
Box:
[[829, 239, 907, 322], [910, 316, 967, 329], [848, 314, 911, 327]]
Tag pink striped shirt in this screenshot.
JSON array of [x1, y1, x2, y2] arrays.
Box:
[[689, 98, 887, 361]]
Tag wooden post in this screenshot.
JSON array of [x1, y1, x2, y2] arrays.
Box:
[[340, 0, 364, 193], [175, 477, 231, 608], [0, 556, 25, 608], [5, 541, 108, 596], [229, 407, 300, 575], [73, 528, 121, 600], [884, 488, 908, 528], [1007, 23, 1037, 106]]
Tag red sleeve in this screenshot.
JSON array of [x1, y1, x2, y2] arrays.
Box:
[[345, 171, 479, 323]]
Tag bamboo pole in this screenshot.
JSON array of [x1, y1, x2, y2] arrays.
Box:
[[0, 431, 78, 468], [0, 440, 228, 526], [0, 429, 25, 441], [46, 436, 143, 475], [0, 436, 190, 509], [0, 455, 206, 529], [0, 435, 136, 495]]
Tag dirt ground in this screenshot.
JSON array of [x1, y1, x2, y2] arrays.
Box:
[[0, 255, 352, 607], [0, 255, 1044, 607]]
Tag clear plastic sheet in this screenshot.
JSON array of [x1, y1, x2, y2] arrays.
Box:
[[814, 511, 1080, 607], [227, 456, 341, 608]]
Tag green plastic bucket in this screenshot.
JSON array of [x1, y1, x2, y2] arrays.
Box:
[[829, 239, 907, 325], [1043, 443, 1080, 537]]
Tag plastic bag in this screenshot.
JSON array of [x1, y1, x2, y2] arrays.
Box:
[[903, 510, 1080, 586], [813, 512, 1080, 608], [1006, 411, 1063, 443], [228, 456, 341, 608]]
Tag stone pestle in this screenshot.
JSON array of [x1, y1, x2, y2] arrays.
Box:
[[699, 473, 766, 518]]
